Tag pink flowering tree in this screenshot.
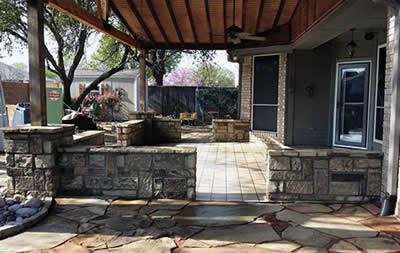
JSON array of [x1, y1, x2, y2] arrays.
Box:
[[163, 68, 199, 86]]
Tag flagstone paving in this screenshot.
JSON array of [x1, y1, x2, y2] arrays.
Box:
[[0, 197, 399, 252]]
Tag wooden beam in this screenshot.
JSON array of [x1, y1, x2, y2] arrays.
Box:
[[372, 0, 400, 9], [28, 0, 47, 126], [273, 0, 286, 27], [185, 0, 198, 46], [204, 0, 213, 44], [237, 0, 244, 29], [146, 0, 170, 44], [387, 8, 400, 195], [165, 0, 185, 45], [139, 49, 147, 111], [46, 0, 138, 48], [289, 0, 301, 22], [255, 0, 264, 34], [109, 1, 138, 41], [127, 0, 156, 46]]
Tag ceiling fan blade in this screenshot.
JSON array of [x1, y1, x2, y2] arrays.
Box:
[[241, 36, 266, 41], [236, 32, 252, 37]]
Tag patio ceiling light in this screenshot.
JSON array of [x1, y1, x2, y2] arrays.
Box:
[[346, 28, 358, 58]]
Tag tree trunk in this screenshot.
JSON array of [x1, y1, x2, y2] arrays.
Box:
[[153, 72, 164, 86], [63, 80, 72, 108]]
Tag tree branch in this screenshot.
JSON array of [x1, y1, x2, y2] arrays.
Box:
[[68, 27, 88, 82]]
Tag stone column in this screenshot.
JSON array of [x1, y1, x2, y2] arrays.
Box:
[[2, 125, 74, 197]]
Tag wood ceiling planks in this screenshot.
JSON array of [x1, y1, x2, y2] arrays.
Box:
[[48, 0, 345, 49]]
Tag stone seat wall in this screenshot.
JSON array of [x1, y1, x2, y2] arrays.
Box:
[[59, 146, 197, 200], [267, 148, 383, 202], [116, 120, 145, 146], [153, 117, 182, 143], [212, 119, 250, 142]]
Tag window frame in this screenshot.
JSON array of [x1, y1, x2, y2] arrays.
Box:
[[251, 54, 280, 133], [374, 44, 387, 144]]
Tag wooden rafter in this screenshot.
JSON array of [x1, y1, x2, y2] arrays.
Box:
[[255, 0, 264, 34], [223, 0, 227, 45], [237, 0, 244, 29], [146, 0, 170, 44], [165, 0, 184, 45], [204, 0, 213, 43], [289, 0, 301, 22], [273, 0, 285, 27], [110, 1, 138, 41], [185, 0, 198, 46], [46, 0, 138, 48], [242, 0, 247, 30], [96, 0, 110, 21], [127, 0, 155, 46]]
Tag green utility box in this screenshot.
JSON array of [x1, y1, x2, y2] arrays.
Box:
[[46, 83, 63, 124]]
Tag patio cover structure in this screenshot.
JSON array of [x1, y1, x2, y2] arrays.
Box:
[[26, 0, 400, 201]]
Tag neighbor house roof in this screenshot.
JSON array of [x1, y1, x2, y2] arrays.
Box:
[[73, 69, 139, 79]]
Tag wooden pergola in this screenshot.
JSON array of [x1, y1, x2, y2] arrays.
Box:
[[28, 0, 345, 126]]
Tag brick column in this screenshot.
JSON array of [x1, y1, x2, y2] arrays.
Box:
[[129, 111, 155, 144], [2, 125, 74, 197]]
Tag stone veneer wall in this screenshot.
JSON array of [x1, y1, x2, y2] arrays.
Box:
[[153, 117, 182, 143], [59, 146, 196, 200], [2, 125, 74, 197], [212, 119, 250, 142], [239, 53, 288, 144], [129, 112, 155, 144], [116, 120, 145, 146], [267, 149, 382, 202]]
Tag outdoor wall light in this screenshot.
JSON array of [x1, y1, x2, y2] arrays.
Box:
[[346, 29, 358, 58]]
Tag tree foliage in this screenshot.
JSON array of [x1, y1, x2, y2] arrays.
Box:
[[193, 64, 235, 88]]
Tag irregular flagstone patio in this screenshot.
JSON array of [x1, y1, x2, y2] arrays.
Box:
[[0, 197, 399, 252]]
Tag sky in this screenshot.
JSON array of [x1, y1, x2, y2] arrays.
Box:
[[0, 38, 240, 85]]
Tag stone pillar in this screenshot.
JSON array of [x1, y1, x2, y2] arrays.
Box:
[[2, 125, 74, 197], [129, 111, 155, 144]]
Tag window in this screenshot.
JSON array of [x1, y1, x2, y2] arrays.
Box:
[[374, 45, 386, 142], [252, 55, 279, 132]]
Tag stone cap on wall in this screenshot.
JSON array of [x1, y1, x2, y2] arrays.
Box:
[[116, 120, 144, 128], [58, 145, 196, 154], [153, 116, 181, 122], [129, 111, 156, 115], [212, 119, 250, 123], [268, 148, 382, 159], [73, 130, 105, 143], [0, 124, 74, 134]]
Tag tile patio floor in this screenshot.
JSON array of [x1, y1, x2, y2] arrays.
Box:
[[1, 197, 400, 253], [177, 134, 268, 202]]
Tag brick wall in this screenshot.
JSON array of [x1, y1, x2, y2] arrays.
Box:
[[152, 117, 182, 143], [116, 120, 145, 146], [239, 53, 288, 144], [212, 119, 250, 142], [2, 82, 29, 105]]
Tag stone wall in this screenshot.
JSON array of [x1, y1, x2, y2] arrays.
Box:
[[239, 53, 288, 144], [1, 125, 74, 197], [116, 120, 145, 146], [212, 119, 250, 142], [267, 149, 383, 202], [129, 111, 155, 145], [59, 146, 196, 200], [73, 130, 105, 145], [153, 117, 181, 143]]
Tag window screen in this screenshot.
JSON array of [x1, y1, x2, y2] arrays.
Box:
[[253, 55, 279, 132]]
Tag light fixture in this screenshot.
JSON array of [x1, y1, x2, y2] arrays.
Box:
[[346, 28, 358, 58]]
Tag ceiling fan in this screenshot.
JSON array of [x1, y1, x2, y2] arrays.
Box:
[[225, 0, 267, 44]]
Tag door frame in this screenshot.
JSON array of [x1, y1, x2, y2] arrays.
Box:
[[251, 54, 280, 133], [332, 60, 372, 150]]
